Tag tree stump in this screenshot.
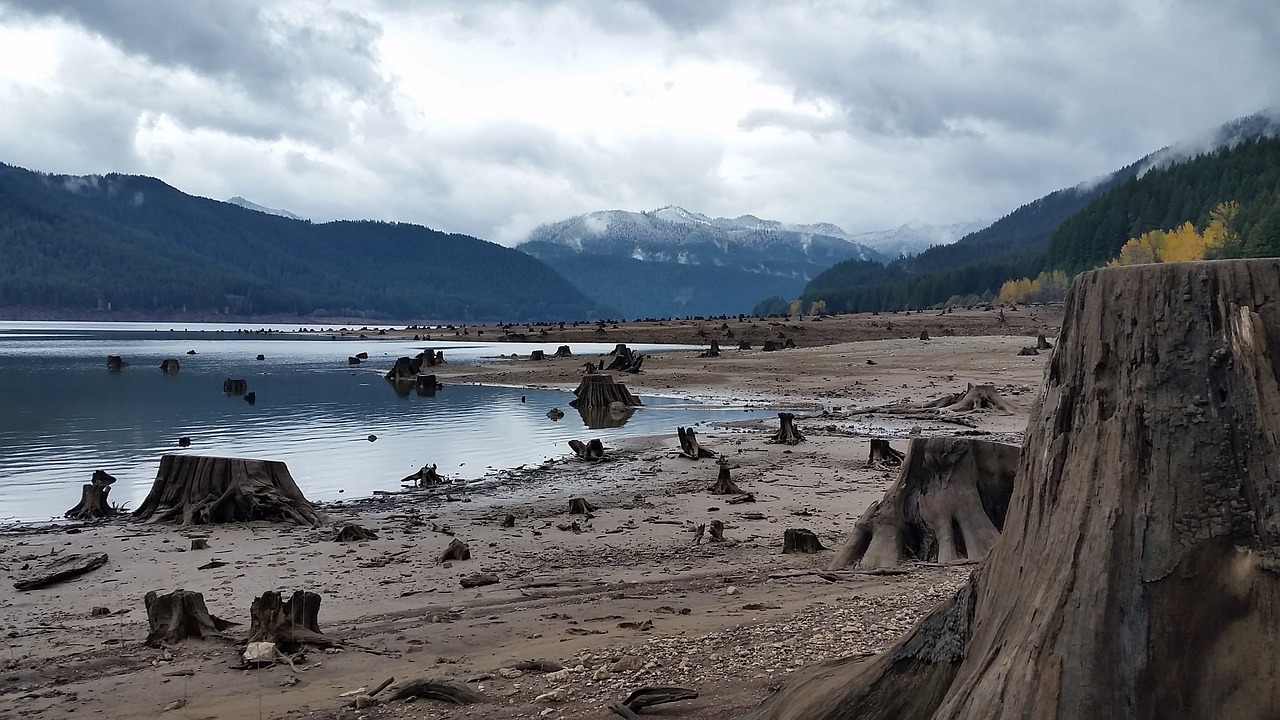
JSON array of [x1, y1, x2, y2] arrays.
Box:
[[708, 519, 725, 542], [1018, 346, 1040, 356], [767, 413, 805, 445], [143, 589, 236, 647], [439, 538, 470, 562], [159, 358, 181, 373], [921, 382, 1010, 412], [762, 340, 780, 351], [132, 455, 326, 526], [677, 426, 716, 460], [569, 374, 642, 408], [1036, 333, 1054, 350], [530, 350, 545, 361], [553, 345, 573, 358], [65, 469, 119, 520], [247, 590, 333, 650], [699, 339, 721, 358], [866, 439, 905, 468], [402, 464, 445, 487], [782, 528, 825, 554], [334, 524, 378, 542], [244, 391, 256, 405], [348, 356, 362, 365], [501, 513, 515, 528], [415, 374, 442, 395], [747, 260, 1280, 720], [919, 330, 930, 341], [710, 457, 743, 494], [738, 340, 752, 350], [223, 378, 247, 395], [568, 439, 605, 461], [568, 497, 597, 514], [830, 437, 1018, 570], [106, 355, 128, 371], [606, 345, 646, 373]]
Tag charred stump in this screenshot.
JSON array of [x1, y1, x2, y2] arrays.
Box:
[[782, 528, 825, 554], [747, 260, 1280, 720], [65, 469, 119, 520], [247, 590, 333, 650], [568, 438, 605, 461], [132, 455, 326, 526], [677, 426, 716, 460], [569, 373, 642, 409], [144, 589, 236, 647], [768, 412, 805, 445], [866, 439, 905, 468]]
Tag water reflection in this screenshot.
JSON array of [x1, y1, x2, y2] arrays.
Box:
[[577, 404, 636, 429]]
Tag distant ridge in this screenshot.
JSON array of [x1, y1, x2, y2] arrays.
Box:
[[225, 195, 304, 221]]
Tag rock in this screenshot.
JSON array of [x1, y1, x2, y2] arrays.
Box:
[[543, 668, 571, 682], [90, 606, 110, 617], [280, 674, 300, 687], [535, 690, 564, 703], [726, 585, 740, 595], [244, 641, 276, 664], [498, 668, 524, 679], [354, 694, 378, 709], [611, 655, 645, 672], [593, 665, 612, 680], [163, 699, 185, 712]]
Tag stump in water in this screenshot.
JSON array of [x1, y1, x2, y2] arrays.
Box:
[[402, 464, 445, 487], [866, 439, 905, 468], [159, 358, 180, 373], [921, 382, 1010, 412], [223, 378, 247, 395], [710, 457, 743, 494], [677, 426, 716, 460], [415, 374, 442, 395], [569, 373, 642, 409], [830, 437, 1019, 570], [144, 589, 236, 647], [132, 455, 326, 526], [747, 260, 1280, 720], [106, 355, 128, 371], [247, 590, 333, 650], [767, 412, 805, 445], [568, 497, 597, 514], [782, 528, 825, 554], [568, 438, 605, 461], [65, 469, 119, 520]]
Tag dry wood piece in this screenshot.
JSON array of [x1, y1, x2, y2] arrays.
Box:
[[708, 519, 725, 542], [726, 493, 756, 504], [677, 426, 716, 460], [782, 528, 825, 554], [568, 438, 606, 461], [866, 439, 905, 468], [143, 588, 236, 646], [106, 355, 128, 371], [710, 457, 743, 495], [747, 261, 1280, 720], [610, 686, 700, 718], [65, 469, 119, 520], [830, 437, 1018, 570], [767, 412, 805, 445], [401, 464, 445, 487], [247, 590, 334, 650], [14, 552, 108, 590], [159, 358, 181, 373], [460, 573, 499, 588], [132, 455, 326, 526], [334, 524, 378, 542], [223, 378, 247, 395], [569, 373, 642, 409], [439, 538, 471, 562], [388, 678, 487, 704], [568, 497, 597, 514]]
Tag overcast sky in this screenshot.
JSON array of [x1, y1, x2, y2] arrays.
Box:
[[0, 1, 1276, 245]]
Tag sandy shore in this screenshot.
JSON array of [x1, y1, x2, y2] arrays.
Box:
[[0, 307, 1061, 720]]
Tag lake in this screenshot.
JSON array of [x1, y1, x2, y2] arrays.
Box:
[[0, 321, 753, 522]]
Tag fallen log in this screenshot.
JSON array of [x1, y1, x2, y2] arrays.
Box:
[[388, 678, 487, 704], [14, 552, 108, 590]]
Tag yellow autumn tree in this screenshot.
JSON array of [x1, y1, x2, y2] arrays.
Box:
[[998, 270, 1071, 304], [1109, 205, 1240, 266], [1204, 200, 1241, 257]]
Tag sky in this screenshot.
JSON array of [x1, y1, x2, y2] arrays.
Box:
[[0, 0, 1277, 246]]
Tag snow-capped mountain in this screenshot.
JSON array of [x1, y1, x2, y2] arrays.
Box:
[[226, 196, 304, 221], [846, 220, 992, 260]]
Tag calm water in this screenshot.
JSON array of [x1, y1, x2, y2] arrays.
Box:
[[0, 321, 750, 522]]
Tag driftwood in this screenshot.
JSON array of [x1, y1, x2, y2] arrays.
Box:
[[866, 439, 905, 468], [678, 426, 716, 459], [247, 590, 334, 650], [782, 528, 825, 554], [439, 538, 470, 562], [143, 589, 236, 646], [65, 469, 119, 520], [830, 437, 1019, 570], [14, 552, 108, 590], [610, 686, 699, 719], [401, 464, 445, 487], [388, 678, 487, 704], [334, 524, 378, 542], [767, 413, 805, 445], [746, 261, 1280, 720], [460, 573, 500, 588], [570, 373, 642, 409], [133, 455, 326, 526], [568, 497, 597, 514], [569, 438, 606, 461], [710, 457, 743, 494]]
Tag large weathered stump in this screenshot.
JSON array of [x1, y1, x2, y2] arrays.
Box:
[[569, 373, 642, 409], [829, 437, 1019, 570], [677, 426, 716, 459], [745, 260, 1280, 720], [247, 590, 333, 650], [65, 469, 119, 520], [144, 589, 236, 646], [133, 455, 326, 526], [767, 412, 805, 445]]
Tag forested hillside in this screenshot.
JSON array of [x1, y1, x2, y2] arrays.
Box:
[[0, 164, 605, 321]]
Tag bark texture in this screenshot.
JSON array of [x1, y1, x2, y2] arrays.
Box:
[[133, 455, 326, 526], [744, 260, 1280, 720]]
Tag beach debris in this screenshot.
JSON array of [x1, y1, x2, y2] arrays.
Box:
[[608, 686, 699, 719], [143, 589, 237, 646], [14, 552, 109, 590], [197, 559, 227, 570], [512, 658, 565, 673], [782, 528, 825, 554], [605, 344, 645, 373], [334, 524, 378, 542], [767, 412, 806, 445], [709, 456, 743, 495], [867, 439, 905, 468], [460, 573, 499, 588], [570, 373, 643, 409], [568, 497, 597, 514], [501, 513, 515, 528], [159, 358, 180, 373], [132, 455, 326, 526], [387, 677, 486, 704], [190, 538, 209, 550], [677, 426, 716, 460], [222, 378, 247, 395], [546, 407, 565, 420], [401, 463, 447, 487], [247, 590, 334, 650], [829, 437, 1019, 571], [439, 538, 470, 562], [106, 355, 128, 371], [65, 469, 119, 520], [568, 438, 606, 461]]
